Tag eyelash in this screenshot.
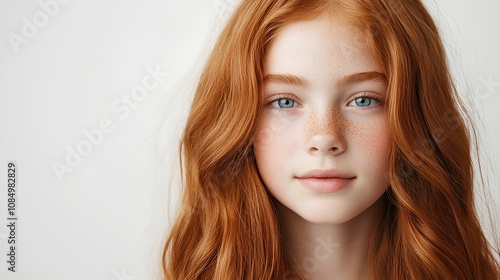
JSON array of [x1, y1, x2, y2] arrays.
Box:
[[348, 92, 382, 110], [266, 92, 382, 111]]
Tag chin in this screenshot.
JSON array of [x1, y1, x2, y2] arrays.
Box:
[[298, 211, 360, 225]]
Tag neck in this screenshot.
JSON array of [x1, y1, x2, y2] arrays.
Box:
[[277, 197, 385, 280]]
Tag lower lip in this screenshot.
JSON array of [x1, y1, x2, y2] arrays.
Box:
[[296, 177, 354, 193]]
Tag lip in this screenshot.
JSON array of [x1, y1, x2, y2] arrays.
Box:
[[296, 169, 355, 193]]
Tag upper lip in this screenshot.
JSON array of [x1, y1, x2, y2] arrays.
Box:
[[296, 169, 355, 179]]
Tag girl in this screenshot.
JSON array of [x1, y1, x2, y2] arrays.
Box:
[[162, 0, 499, 279]]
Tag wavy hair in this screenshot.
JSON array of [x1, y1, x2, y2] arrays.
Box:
[[162, 0, 499, 279]]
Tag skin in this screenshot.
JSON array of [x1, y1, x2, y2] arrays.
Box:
[[253, 15, 391, 280]]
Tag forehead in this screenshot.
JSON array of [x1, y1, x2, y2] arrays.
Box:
[[264, 16, 382, 84]]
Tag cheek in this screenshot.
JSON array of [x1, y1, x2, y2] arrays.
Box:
[[355, 118, 390, 156], [253, 115, 298, 181], [253, 119, 280, 168], [253, 126, 281, 192], [366, 133, 390, 164], [350, 119, 391, 178], [253, 113, 299, 151]]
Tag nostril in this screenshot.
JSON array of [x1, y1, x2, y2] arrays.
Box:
[[310, 146, 338, 152], [307, 134, 345, 155]]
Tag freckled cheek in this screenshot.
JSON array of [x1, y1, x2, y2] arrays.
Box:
[[350, 121, 391, 166]]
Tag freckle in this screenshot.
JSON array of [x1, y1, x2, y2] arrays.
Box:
[[328, 107, 346, 132], [305, 111, 317, 136]]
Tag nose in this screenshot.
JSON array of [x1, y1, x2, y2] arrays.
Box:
[[306, 109, 346, 155]]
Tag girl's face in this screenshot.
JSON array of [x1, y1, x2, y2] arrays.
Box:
[[253, 16, 391, 224]]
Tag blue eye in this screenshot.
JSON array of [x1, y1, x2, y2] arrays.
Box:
[[271, 98, 296, 109], [350, 97, 379, 107]]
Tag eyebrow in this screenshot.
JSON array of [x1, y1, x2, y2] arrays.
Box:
[[263, 71, 387, 88], [338, 71, 387, 88], [263, 73, 309, 87]]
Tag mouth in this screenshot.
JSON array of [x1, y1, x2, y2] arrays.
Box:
[[296, 169, 355, 193]]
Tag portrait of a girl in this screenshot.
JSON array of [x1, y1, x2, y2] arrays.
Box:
[[162, 0, 500, 279]]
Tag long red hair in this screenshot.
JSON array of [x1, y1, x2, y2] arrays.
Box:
[[162, 0, 499, 279]]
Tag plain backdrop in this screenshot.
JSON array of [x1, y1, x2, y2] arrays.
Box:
[[0, 0, 498, 279]]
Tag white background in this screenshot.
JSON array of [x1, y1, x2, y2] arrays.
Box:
[[0, 0, 498, 279]]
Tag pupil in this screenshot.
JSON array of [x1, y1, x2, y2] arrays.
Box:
[[356, 98, 369, 106], [280, 99, 292, 107]]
